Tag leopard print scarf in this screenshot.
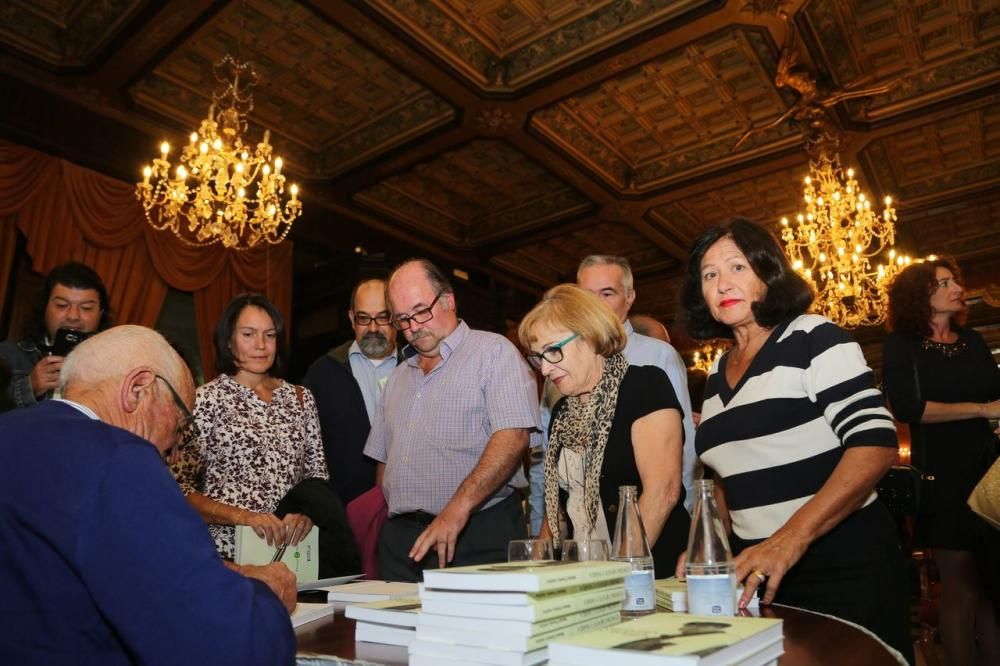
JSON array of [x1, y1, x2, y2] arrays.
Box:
[[544, 352, 628, 545]]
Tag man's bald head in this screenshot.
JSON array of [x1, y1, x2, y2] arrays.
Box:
[[60, 325, 194, 457]]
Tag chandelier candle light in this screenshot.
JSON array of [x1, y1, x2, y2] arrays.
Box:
[[136, 56, 301, 250], [780, 152, 910, 329], [691, 343, 729, 374]]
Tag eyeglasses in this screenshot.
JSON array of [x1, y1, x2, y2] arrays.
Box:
[[525, 333, 579, 370], [391, 291, 444, 331], [154, 374, 200, 448], [353, 311, 392, 326]]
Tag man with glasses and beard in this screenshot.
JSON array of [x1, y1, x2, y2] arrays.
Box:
[[304, 278, 402, 507], [364, 259, 540, 581]]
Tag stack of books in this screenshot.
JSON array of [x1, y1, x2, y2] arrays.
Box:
[[345, 597, 422, 646], [655, 577, 758, 613], [548, 612, 784, 665], [409, 560, 632, 666]]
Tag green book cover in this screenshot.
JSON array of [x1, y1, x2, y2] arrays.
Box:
[[417, 600, 621, 636], [419, 581, 625, 622], [549, 612, 783, 666], [422, 559, 631, 593], [416, 608, 622, 652], [233, 524, 319, 584], [345, 596, 422, 627]]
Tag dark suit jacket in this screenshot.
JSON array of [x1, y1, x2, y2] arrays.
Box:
[[302, 352, 376, 506]]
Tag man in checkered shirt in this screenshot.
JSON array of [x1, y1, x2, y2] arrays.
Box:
[[364, 259, 540, 582]]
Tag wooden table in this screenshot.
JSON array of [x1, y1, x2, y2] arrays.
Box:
[[296, 605, 902, 665]]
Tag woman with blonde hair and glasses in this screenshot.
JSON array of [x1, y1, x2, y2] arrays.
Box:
[[517, 284, 690, 573]]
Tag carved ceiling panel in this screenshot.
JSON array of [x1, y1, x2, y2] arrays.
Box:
[[861, 100, 1000, 203], [491, 221, 677, 287], [531, 27, 798, 192], [353, 140, 591, 245], [129, 0, 454, 177], [0, 0, 148, 67], [902, 196, 1000, 259], [366, 0, 714, 89], [802, 0, 1000, 120], [647, 163, 808, 245]]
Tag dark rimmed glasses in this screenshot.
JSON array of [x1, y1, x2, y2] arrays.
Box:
[[525, 333, 579, 370], [354, 311, 392, 326], [391, 291, 444, 331], [154, 374, 200, 447]]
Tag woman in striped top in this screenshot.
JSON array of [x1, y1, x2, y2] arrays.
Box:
[[679, 218, 912, 663]]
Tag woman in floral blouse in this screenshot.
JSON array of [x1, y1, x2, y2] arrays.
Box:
[[172, 293, 328, 559]]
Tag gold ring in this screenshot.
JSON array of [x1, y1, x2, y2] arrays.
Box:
[[752, 569, 766, 582]]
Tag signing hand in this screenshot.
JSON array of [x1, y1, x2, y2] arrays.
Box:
[[733, 529, 810, 607], [229, 561, 297, 612], [30, 355, 64, 397], [409, 503, 471, 568], [242, 511, 287, 546], [280, 512, 313, 546]]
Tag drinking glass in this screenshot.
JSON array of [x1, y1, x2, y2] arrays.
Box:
[[561, 539, 610, 562], [507, 538, 555, 562]]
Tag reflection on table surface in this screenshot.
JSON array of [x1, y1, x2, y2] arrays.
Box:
[[295, 603, 902, 666]]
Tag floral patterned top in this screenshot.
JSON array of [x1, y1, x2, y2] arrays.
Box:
[[171, 373, 328, 558]]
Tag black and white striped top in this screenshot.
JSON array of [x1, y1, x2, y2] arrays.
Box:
[[696, 314, 897, 544]]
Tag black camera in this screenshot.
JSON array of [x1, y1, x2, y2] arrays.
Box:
[[50, 328, 92, 357]]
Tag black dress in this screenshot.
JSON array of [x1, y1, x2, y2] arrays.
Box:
[[551, 365, 691, 575], [882, 326, 1000, 550]]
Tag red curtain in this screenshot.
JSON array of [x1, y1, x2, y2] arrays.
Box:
[[0, 140, 293, 380]]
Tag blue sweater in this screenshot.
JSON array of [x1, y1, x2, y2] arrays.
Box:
[[0, 400, 295, 665]]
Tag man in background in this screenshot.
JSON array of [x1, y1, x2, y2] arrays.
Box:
[[0, 261, 111, 408], [304, 278, 400, 506], [577, 255, 698, 513], [365, 259, 539, 581], [0, 325, 296, 664]]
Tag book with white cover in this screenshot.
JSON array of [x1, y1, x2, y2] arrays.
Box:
[[323, 580, 418, 604], [408, 638, 548, 666], [419, 580, 612, 606], [345, 597, 422, 627], [417, 601, 619, 636], [291, 602, 335, 628], [422, 559, 631, 593], [415, 608, 621, 652], [354, 620, 416, 647], [420, 581, 625, 622], [548, 612, 783, 666], [234, 525, 319, 584]]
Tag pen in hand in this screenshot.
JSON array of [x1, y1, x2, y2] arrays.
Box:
[[271, 544, 287, 563]]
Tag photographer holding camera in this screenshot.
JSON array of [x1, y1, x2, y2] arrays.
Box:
[[0, 261, 111, 409]]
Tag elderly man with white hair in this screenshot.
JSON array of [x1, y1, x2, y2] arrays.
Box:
[[0, 325, 296, 665]]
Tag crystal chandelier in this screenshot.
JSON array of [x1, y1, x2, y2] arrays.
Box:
[[136, 55, 301, 250], [690, 342, 729, 374], [780, 152, 911, 329]]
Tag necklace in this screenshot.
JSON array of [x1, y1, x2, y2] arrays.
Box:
[[921, 336, 967, 359]]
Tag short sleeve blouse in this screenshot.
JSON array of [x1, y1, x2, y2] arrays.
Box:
[[171, 374, 328, 558]]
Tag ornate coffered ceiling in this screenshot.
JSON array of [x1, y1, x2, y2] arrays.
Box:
[[1, 0, 998, 352]]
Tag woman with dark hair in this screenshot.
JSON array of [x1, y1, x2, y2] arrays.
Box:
[[679, 218, 912, 662], [172, 293, 328, 559], [883, 258, 999, 666]]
